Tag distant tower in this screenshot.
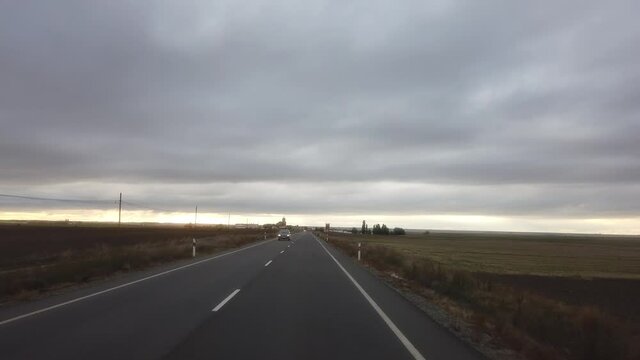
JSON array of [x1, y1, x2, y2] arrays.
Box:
[[282, 217, 286, 226]]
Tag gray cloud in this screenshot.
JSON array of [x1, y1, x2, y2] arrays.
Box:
[[1, 0, 639, 223]]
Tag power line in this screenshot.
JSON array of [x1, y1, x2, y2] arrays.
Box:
[[0, 193, 113, 205], [1, 193, 183, 214], [121, 200, 175, 213]]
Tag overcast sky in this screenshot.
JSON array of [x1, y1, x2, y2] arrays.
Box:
[[1, 1, 639, 232]]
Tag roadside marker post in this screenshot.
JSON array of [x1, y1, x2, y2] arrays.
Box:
[[192, 238, 196, 258], [358, 242, 361, 261], [118, 192, 122, 226], [325, 223, 330, 242]]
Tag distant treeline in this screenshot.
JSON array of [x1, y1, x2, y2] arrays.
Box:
[[351, 221, 405, 235]]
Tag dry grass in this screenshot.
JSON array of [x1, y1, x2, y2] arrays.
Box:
[[325, 233, 639, 360], [0, 224, 274, 303], [344, 231, 640, 279]]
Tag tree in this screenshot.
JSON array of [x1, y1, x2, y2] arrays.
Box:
[[393, 227, 406, 235], [371, 224, 393, 235], [351, 227, 358, 234], [361, 220, 366, 235]]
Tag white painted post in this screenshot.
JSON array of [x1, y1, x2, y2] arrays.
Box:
[[358, 242, 361, 261], [325, 223, 330, 242], [192, 238, 196, 258], [264, 232, 267, 240]]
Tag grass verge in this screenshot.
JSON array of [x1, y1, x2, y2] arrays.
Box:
[[0, 225, 274, 303], [323, 233, 639, 360]]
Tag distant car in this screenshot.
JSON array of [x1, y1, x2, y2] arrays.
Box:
[[277, 229, 291, 241]]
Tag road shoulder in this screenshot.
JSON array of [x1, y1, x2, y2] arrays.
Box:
[[314, 234, 486, 360]]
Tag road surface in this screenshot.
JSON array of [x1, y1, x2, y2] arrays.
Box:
[[0, 232, 484, 359]]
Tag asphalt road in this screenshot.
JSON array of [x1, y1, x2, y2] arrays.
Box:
[[0, 231, 484, 360]]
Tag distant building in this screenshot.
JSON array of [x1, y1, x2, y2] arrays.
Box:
[[276, 217, 287, 228]]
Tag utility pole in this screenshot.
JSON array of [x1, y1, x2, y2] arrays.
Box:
[[194, 206, 198, 227], [118, 193, 122, 226], [228, 213, 231, 228]]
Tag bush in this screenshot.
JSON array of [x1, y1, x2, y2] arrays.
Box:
[[393, 227, 406, 235], [372, 224, 391, 235], [366, 245, 403, 270]]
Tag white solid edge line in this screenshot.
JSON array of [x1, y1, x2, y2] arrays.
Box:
[[212, 289, 241, 312], [314, 237, 427, 360], [0, 239, 273, 326], [265, 260, 273, 267]]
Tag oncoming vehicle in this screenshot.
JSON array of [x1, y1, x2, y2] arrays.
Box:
[[277, 229, 291, 241]]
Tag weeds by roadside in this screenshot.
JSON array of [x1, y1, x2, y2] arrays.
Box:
[[323, 233, 638, 360], [0, 228, 273, 303]]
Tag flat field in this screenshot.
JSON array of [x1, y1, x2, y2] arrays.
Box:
[[0, 223, 272, 302], [330, 231, 640, 321], [328, 231, 640, 358], [341, 231, 640, 279]]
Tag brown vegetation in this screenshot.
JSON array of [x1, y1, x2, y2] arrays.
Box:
[[0, 224, 274, 303], [324, 233, 640, 360], [356, 231, 640, 279]]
